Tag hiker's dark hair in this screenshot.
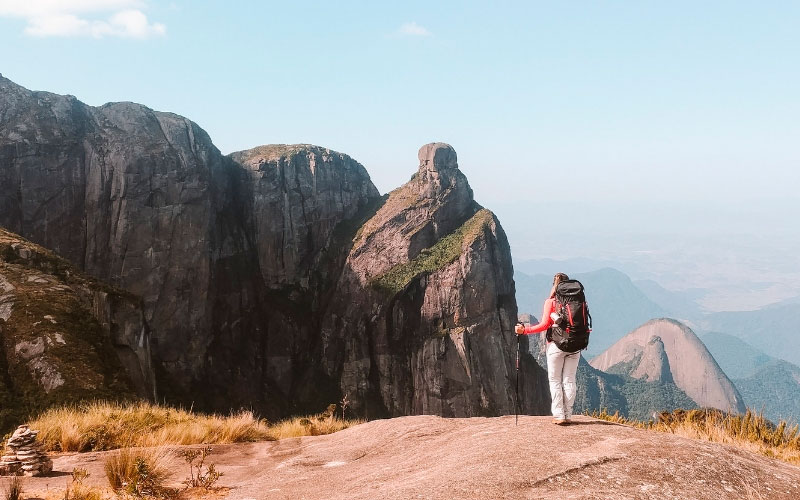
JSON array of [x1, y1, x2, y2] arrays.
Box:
[[550, 273, 569, 298]]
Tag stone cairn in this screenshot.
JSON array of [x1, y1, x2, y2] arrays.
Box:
[[0, 425, 53, 476]]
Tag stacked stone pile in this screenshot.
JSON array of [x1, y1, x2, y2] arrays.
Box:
[[0, 425, 52, 476]]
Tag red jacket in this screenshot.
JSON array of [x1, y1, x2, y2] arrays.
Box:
[[521, 298, 555, 335]]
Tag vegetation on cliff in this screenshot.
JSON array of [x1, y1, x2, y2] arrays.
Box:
[[370, 209, 494, 294]]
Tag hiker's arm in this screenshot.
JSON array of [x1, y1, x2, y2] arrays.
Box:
[[522, 299, 554, 334]]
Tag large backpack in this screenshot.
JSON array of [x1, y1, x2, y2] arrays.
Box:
[[548, 279, 592, 352]]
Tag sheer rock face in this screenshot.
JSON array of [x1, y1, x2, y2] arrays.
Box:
[[629, 335, 673, 383], [0, 75, 547, 417], [229, 144, 380, 287], [0, 76, 255, 407], [591, 318, 746, 413]]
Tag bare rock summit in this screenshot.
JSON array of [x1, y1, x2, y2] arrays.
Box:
[[19, 415, 800, 499], [591, 318, 746, 413]]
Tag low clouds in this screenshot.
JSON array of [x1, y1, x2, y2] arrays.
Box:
[[398, 21, 431, 37], [0, 0, 165, 39]]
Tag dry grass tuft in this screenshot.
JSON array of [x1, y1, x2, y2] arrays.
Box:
[[3, 477, 23, 500], [29, 401, 273, 452], [268, 414, 363, 440], [27, 401, 364, 453], [590, 407, 800, 465], [61, 482, 108, 500], [104, 447, 172, 498]]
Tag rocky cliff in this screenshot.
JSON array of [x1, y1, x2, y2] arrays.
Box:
[[591, 318, 746, 413], [0, 75, 546, 418], [0, 228, 146, 432]]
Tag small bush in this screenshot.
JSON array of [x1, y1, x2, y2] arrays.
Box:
[[71, 467, 90, 484], [3, 476, 23, 500], [54, 467, 107, 500], [104, 447, 172, 498], [179, 447, 223, 490]]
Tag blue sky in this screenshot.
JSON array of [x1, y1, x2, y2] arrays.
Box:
[[2, 1, 798, 205], [2, 1, 799, 307]]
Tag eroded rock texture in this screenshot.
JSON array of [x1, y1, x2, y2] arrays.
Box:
[[0, 75, 547, 418]]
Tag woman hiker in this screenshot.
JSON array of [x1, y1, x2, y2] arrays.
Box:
[[515, 272, 586, 425]]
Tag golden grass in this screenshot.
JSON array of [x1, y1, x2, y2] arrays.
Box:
[[27, 401, 363, 452], [59, 482, 110, 500], [590, 407, 800, 465], [268, 415, 364, 440], [104, 446, 172, 498]]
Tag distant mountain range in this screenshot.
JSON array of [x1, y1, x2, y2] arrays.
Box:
[[515, 266, 800, 366], [734, 360, 800, 424], [699, 332, 772, 379], [702, 303, 800, 366], [700, 332, 800, 423], [633, 279, 706, 322]]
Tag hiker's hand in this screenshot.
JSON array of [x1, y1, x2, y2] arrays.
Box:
[[515, 323, 525, 335]]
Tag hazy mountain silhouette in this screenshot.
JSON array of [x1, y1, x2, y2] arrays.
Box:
[[700, 332, 800, 423], [633, 279, 706, 321], [514, 258, 636, 277], [703, 303, 800, 366], [700, 332, 773, 379]]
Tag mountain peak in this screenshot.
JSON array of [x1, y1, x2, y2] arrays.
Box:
[[628, 335, 674, 383], [418, 142, 458, 171], [591, 318, 745, 413], [413, 142, 471, 204]]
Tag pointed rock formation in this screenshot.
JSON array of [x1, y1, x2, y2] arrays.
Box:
[[590, 318, 745, 413], [319, 143, 547, 417], [628, 336, 673, 383]]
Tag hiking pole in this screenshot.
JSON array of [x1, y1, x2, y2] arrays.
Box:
[[515, 324, 521, 426]]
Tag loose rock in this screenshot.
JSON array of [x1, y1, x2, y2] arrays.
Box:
[[0, 425, 52, 477]]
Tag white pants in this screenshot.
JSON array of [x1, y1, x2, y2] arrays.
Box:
[[546, 342, 581, 419]]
